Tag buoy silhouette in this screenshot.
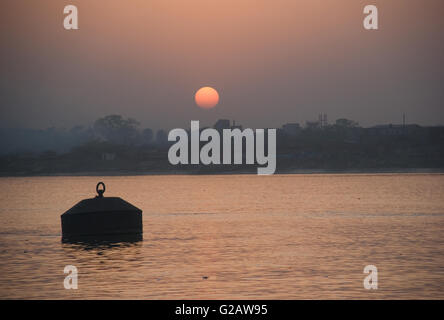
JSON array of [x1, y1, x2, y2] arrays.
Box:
[[61, 182, 143, 242]]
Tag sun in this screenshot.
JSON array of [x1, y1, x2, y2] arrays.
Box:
[[195, 87, 219, 109]]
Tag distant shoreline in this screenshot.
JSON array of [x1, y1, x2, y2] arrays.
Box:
[[1, 168, 443, 178]]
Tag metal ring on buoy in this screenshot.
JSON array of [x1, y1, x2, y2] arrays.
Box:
[[96, 182, 106, 198]]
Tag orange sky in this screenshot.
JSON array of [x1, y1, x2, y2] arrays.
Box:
[[1, 0, 443, 130]]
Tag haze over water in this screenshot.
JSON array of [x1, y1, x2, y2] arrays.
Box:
[[0, 174, 443, 299]]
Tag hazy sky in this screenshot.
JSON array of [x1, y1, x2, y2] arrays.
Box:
[[1, 0, 443, 130]]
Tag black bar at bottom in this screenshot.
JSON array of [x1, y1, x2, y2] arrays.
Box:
[[0, 300, 440, 318]]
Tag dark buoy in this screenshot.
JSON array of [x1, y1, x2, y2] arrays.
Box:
[[61, 182, 143, 242]]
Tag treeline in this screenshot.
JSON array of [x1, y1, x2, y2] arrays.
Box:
[[0, 115, 166, 155], [0, 114, 443, 175]]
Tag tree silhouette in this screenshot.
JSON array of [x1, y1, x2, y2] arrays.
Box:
[[94, 115, 140, 145], [335, 118, 359, 128], [142, 128, 153, 145]]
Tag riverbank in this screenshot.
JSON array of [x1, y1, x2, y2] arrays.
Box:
[[1, 167, 443, 177]]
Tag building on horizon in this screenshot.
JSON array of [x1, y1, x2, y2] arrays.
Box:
[[368, 123, 422, 136], [213, 119, 242, 131]]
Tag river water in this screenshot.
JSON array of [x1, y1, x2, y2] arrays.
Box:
[[0, 174, 443, 299]]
